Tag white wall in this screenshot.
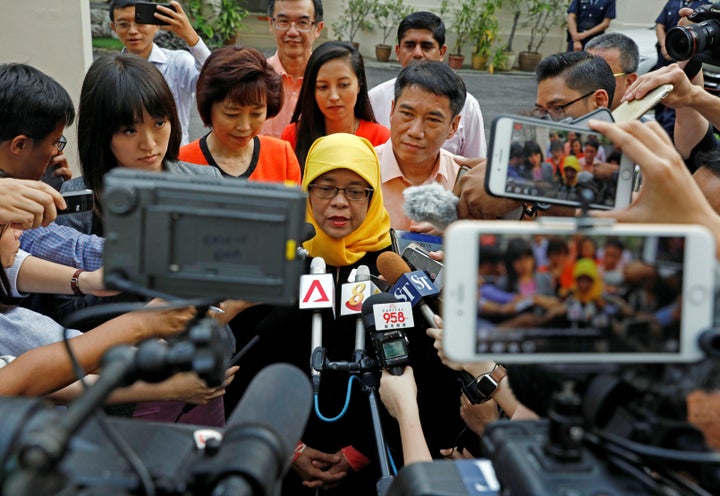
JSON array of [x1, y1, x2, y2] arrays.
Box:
[[0, 0, 93, 175]]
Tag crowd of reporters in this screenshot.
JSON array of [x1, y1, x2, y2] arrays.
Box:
[[2, 0, 720, 494]]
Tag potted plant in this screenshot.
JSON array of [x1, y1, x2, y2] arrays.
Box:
[[489, 45, 511, 73], [447, 0, 474, 69], [186, 0, 248, 47], [370, 0, 410, 62], [331, 0, 375, 49], [469, 0, 500, 71], [501, 0, 523, 70], [518, 0, 565, 72]]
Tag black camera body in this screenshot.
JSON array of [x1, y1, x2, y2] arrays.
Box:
[[666, 1, 720, 63], [370, 328, 410, 372]]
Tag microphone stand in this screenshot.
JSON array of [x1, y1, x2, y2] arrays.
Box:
[[324, 339, 394, 495]]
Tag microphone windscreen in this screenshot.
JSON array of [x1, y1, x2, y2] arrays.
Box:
[[402, 183, 458, 231], [376, 251, 412, 286], [226, 363, 312, 457]]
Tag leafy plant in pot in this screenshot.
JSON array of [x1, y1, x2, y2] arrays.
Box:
[[186, 0, 248, 48], [469, 0, 501, 71], [447, 0, 475, 69], [370, 0, 411, 62], [500, 0, 523, 70], [518, 0, 566, 72], [331, 0, 375, 49]]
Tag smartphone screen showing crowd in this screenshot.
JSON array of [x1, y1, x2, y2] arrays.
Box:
[[102, 169, 307, 303], [443, 221, 716, 364], [487, 115, 634, 210]]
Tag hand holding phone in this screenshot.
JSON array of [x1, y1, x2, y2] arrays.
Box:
[[486, 114, 634, 211], [135, 1, 176, 25], [58, 189, 94, 215], [612, 84, 673, 122]]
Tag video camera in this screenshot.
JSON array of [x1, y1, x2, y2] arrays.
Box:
[[666, 1, 720, 64], [102, 168, 308, 303]]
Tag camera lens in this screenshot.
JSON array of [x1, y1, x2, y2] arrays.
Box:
[[666, 20, 720, 61]]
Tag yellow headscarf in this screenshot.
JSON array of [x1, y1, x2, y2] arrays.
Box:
[[302, 133, 391, 267]]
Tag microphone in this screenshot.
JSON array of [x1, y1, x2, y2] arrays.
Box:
[[376, 252, 479, 400], [376, 251, 439, 328], [340, 265, 373, 356], [402, 183, 458, 232], [298, 257, 335, 392], [193, 363, 312, 496], [361, 293, 412, 376]]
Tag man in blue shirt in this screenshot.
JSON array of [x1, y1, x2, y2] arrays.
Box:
[[566, 0, 616, 52]]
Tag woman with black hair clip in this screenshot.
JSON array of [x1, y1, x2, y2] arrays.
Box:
[[281, 41, 390, 170]]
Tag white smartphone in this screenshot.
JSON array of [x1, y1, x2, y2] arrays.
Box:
[[486, 115, 635, 210], [443, 220, 716, 364], [612, 83, 673, 122]]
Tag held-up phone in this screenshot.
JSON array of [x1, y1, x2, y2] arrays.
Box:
[[612, 84, 673, 122], [58, 189, 94, 215], [390, 229, 443, 254], [402, 242, 444, 285], [135, 2, 175, 25], [486, 114, 634, 210], [442, 220, 716, 364]]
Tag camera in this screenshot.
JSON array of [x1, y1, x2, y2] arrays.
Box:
[[665, 1, 720, 63], [371, 328, 410, 372]]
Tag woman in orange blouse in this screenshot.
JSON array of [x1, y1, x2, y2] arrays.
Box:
[[179, 46, 301, 184]]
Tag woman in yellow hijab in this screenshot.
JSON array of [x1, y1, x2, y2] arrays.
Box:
[[284, 133, 394, 495], [302, 133, 391, 266]]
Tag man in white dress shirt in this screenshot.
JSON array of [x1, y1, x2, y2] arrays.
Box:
[[110, 0, 211, 145], [368, 11, 486, 159]]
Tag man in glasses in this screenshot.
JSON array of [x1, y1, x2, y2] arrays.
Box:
[[261, 0, 325, 138], [109, 0, 210, 145], [0, 63, 105, 296], [534, 51, 616, 122]]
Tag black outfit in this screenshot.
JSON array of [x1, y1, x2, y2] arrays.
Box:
[[225, 248, 464, 495]]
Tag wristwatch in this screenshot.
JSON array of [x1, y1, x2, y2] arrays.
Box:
[[459, 364, 508, 405]]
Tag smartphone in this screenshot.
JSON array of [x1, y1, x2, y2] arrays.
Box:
[[486, 114, 634, 210], [390, 229, 443, 254], [135, 2, 175, 25], [402, 242, 445, 285], [58, 189, 94, 215], [442, 220, 715, 364], [612, 83, 673, 122], [42, 163, 65, 191]]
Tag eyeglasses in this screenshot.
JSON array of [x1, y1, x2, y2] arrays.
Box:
[[532, 90, 596, 119], [308, 184, 373, 201], [114, 20, 140, 31], [272, 17, 315, 32], [53, 135, 67, 152], [613, 72, 628, 77]]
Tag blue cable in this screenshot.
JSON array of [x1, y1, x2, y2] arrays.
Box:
[[314, 374, 362, 422], [387, 445, 398, 476]]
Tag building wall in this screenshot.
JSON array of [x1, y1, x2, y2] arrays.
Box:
[[1, 0, 93, 175]]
